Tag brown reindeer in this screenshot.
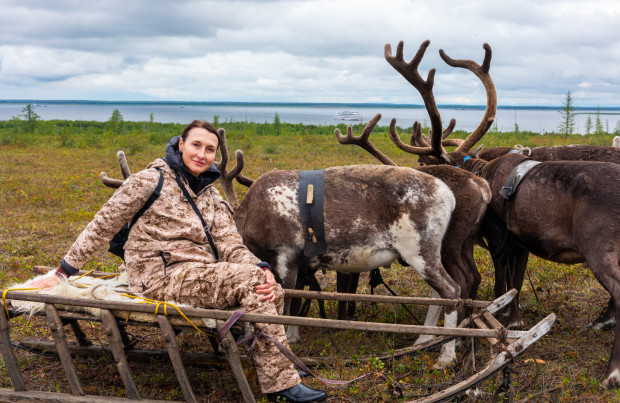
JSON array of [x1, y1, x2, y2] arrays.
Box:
[[385, 39, 620, 387], [386, 40, 620, 331]]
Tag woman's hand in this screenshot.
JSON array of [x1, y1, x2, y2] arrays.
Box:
[[255, 269, 277, 303], [30, 274, 61, 290]]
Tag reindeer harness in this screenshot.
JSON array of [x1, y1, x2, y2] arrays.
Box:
[[299, 170, 327, 257], [499, 159, 541, 200]]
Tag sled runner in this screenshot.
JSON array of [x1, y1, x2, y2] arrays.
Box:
[[0, 267, 554, 402]]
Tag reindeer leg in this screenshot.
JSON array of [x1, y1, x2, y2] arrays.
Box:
[[273, 251, 302, 344], [583, 250, 620, 387], [305, 271, 326, 318], [415, 289, 442, 346], [401, 250, 460, 368], [288, 266, 307, 320], [589, 296, 616, 331], [463, 240, 482, 302], [336, 272, 350, 320], [346, 272, 360, 319], [506, 246, 529, 330], [336, 272, 359, 320]]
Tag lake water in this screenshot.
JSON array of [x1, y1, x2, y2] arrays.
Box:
[[1, 102, 619, 134]]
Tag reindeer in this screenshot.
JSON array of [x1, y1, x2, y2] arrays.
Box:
[[384, 39, 620, 387], [614, 136, 620, 148], [232, 163, 469, 368], [385, 40, 620, 331], [334, 115, 491, 335]]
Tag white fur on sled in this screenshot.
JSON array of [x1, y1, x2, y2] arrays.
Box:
[[8, 271, 220, 329]]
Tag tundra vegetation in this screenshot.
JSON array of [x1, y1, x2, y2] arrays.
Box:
[[0, 116, 619, 401]]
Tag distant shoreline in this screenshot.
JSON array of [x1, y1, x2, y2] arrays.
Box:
[[1, 99, 620, 111]]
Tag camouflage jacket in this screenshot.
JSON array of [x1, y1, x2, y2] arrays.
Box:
[[62, 158, 261, 277]]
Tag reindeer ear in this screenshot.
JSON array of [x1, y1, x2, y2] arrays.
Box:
[[471, 144, 484, 158]]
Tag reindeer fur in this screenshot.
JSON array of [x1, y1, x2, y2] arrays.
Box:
[[235, 164, 461, 368], [9, 271, 220, 328]]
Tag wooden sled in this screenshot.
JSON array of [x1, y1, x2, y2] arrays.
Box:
[[0, 268, 555, 402]]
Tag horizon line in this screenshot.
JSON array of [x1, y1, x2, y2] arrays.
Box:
[[1, 99, 619, 111]]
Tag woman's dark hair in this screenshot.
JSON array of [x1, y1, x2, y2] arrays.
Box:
[[181, 120, 220, 147]]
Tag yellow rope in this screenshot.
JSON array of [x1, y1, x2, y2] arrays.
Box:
[[70, 270, 94, 282], [120, 294, 209, 334], [69, 270, 120, 288], [97, 273, 120, 279], [2, 287, 41, 318]]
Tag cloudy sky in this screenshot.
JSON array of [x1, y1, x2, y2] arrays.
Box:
[[1, 0, 620, 107]]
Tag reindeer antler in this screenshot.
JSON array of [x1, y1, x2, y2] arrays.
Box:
[[100, 172, 123, 189], [100, 150, 131, 189], [439, 43, 496, 153], [117, 151, 131, 179], [410, 118, 461, 148], [335, 113, 397, 166], [214, 128, 249, 209], [385, 40, 449, 163]]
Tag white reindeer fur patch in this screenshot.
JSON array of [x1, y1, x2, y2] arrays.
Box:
[[8, 271, 220, 329]]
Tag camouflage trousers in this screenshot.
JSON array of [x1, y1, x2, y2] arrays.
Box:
[[125, 253, 301, 394]]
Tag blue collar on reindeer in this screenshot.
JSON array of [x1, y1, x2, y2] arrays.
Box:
[[455, 155, 471, 168]]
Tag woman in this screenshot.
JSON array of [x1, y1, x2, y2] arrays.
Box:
[[32, 120, 326, 402]]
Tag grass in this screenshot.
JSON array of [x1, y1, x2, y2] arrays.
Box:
[[0, 119, 618, 401]]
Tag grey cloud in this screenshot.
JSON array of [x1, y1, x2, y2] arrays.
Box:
[[1, 0, 620, 105]]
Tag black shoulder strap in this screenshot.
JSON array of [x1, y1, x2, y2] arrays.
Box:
[[128, 168, 164, 229], [499, 159, 541, 200], [299, 170, 327, 257], [173, 170, 220, 261]]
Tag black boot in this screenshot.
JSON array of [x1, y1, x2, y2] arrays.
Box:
[[267, 382, 327, 402]]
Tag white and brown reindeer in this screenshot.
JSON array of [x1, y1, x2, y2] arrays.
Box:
[[232, 163, 465, 368], [333, 115, 492, 341], [101, 131, 465, 369], [384, 39, 620, 387]]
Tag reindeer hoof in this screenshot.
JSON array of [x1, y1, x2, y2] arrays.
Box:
[[432, 356, 456, 369], [433, 342, 457, 369], [587, 317, 616, 331], [603, 370, 620, 388], [507, 320, 524, 330], [286, 325, 300, 344]]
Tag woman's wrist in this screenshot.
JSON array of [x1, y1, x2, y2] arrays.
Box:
[[54, 267, 68, 279], [256, 261, 272, 271]]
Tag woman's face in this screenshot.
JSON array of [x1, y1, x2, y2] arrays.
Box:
[[178, 127, 219, 177]]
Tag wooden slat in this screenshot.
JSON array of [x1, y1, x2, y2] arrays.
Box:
[[219, 330, 256, 403], [157, 315, 197, 403], [31, 268, 493, 308], [100, 309, 140, 399], [472, 316, 499, 347], [19, 339, 229, 366], [482, 310, 505, 332], [6, 292, 501, 338], [44, 304, 84, 396], [0, 303, 26, 391], [0, 387, 182, 402]]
